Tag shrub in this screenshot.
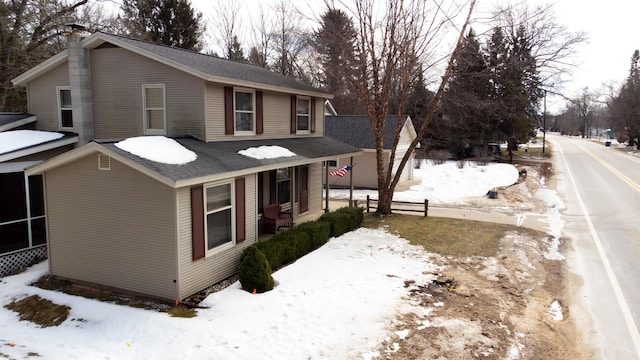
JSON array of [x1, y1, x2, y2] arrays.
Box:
[[238, 246, 274, 293], [238, 208, 358, 286], [319, 206, 364, 238]]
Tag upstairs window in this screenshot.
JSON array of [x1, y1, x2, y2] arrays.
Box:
[[57, 86, 73, 129], [296, 97, 310, 133], [143, 84, 166, 135], [234, 89, 255, 134]]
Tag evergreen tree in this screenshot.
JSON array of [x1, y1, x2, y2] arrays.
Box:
[[313, 7, 362, 114], [120, 0, 204, 51], [247, 46, 268, 68], [610, 50, 640, 146], [442, 28, 494, 155], [227, 35, 246, 62], [488, 25, 543, 148]]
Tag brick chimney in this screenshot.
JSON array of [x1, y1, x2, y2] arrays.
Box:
[[66, 24, 94, 145]]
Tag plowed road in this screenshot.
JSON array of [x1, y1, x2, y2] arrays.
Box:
[[552, 134, 640, 359]]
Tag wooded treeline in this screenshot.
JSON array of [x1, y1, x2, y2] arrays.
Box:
[[7, 0, 635, 214]]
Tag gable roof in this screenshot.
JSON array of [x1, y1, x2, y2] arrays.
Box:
[[13, 32, 332, 99], [0, 112, 37, 132], [324, 115, 416, 150], [26, 137, 362, 188]]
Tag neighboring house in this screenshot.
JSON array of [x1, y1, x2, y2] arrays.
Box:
[[324, 115, 418, 189], [12, 28, 361, 301], [0, 113, 78, 276]]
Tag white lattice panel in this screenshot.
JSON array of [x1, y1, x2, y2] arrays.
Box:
[[0, 246, 47, 276]]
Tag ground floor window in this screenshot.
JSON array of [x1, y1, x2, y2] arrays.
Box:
[[276, 168, 290, 205], [205, 181, 234, 252]]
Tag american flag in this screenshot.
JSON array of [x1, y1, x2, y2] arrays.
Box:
[[329, 164, 353, 177]]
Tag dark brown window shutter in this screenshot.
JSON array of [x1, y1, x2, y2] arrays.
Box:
[[311, 98, 316, 133], [256, 91, 264, 134], [191, 186, 205, 261], [235, 177, 246, 243], [290, 95, 296, 134], [224, 86, 234, 135]]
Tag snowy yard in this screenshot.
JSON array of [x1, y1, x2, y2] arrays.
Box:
[[0, 159, 570, 359]]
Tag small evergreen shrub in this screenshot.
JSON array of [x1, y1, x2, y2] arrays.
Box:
[[238, 245, 274, 293]]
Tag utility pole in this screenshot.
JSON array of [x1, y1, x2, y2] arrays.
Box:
[[542, 90, 546, 154]]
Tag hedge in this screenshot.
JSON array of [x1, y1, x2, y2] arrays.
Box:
[[238, 206, 364, 292]]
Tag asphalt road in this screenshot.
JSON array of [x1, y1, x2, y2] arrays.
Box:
[[551, 134, 640, 359]]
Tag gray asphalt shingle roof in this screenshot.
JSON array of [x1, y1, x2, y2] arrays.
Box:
[[98, 137, 361, 182], [97, 32, 328, 96], [324, 115, 410, 149], [0, 112, 36, 131]]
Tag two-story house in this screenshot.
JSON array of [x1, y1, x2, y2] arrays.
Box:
[[10, 28, 361, 302]]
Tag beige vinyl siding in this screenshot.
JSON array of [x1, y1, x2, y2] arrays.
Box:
[[301, 162, 324, 220], [45, 153, 178, 300], [176, 174, 257, 300], [329, 152, 387, 189], [205, 85, 326, 141], [90, 47, 205, 140], [262, 91, 291, 136], [204, 83, 224, 141], [26, 63, 70, 132]]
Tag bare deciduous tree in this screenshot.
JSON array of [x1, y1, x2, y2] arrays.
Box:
[[210, 0, 242, 59], [1, 0, 93, 111], [248, 4, 274, 68], [491, 3, 587, 92], [344, 0, 476, 215]]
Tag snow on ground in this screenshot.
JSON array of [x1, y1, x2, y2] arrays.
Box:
[[115, 136, 197, 165], [330, 160, 520, 204], [0, 130, 63, 154], [0, 160, 564, 359]]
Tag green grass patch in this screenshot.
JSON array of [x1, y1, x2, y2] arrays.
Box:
[[362, 213, 544, 257], [167, 304, 197, 318], [4, 295, 70, 327]]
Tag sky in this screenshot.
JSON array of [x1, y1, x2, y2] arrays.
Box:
[[0, 154, 567, 359], [188, 0, 639, 113]]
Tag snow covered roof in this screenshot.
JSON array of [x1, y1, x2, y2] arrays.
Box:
[[26, 136, 362, 188], [0, 130, 78, 162]]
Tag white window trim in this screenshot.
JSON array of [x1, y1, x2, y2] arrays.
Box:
[[276, 167, 291, 210], [296, 96, 311, 134], [204, 180, 236, 256], [142, 84, 167, 135], [234, 87, 256, 136], [327, 159, 339, 169], [56, 86, 73, 130]]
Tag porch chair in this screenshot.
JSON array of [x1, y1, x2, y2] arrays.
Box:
[[263, 203, 291, 234]]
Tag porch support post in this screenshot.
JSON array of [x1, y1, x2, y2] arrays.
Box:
[[324, 161, 329, 213], [349, 156, 354, 207]]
